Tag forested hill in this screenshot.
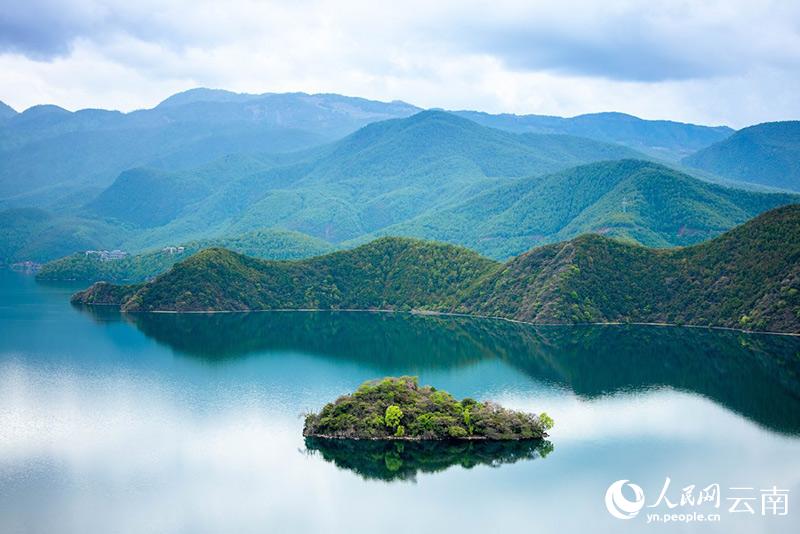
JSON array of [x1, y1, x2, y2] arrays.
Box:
[[77, 238, 498, 313], [372, 159, 799, 258], [459, 204, 800, 333], [73, 205, 800, 334]]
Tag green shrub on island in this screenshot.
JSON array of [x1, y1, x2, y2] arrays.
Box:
[[303, 376, 553, 440]]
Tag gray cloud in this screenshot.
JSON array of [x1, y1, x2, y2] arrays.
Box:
[[0, 1, 94, 58], [4, 0, 800, 81], [460, 27, 724, 82], [0, 0, 230, 60], [0, 0, 799, 127], [430, 2, 800, 82]]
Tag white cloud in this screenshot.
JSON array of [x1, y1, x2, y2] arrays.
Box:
[[0, 0, 799, 127]]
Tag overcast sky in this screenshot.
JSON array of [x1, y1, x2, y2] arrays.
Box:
[[1, 0, 799, 127]]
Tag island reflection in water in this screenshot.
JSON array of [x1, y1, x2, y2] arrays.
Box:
[[303, 437, 554, 482], [76, 306, 800, 435]]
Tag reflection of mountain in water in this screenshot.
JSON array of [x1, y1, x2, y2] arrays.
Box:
[[304, 437, 553, 482], [131, 311, 493, 370], [76, 308, 800, 434]]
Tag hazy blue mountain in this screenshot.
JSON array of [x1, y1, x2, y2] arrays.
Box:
[[147, 90, 421, 136], [454, 110, 733, 161], [98, 110, 645, 248], [0, 89, 420, 208], [0, 88, 742, 210], [0, 101, 16, 121], [371, 159, 799, 258], [156, 88, 264, 107], [683, 121, 800, 192]]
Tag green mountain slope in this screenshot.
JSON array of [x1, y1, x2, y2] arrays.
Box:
[[459, 205, 800, 332], [99, 110, 645, 247], [0, 207, 129, 264], [372, 159, 799, 258], [454, 110, 733, 161], [83, 151, 310, 228], [87, 167, 221, 228], [683, 121, 800, 191], [73, 205, 800, 333], [37, 228, 334, 283]]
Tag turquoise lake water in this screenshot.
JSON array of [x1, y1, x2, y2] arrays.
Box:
[[1, 269, 799, 533]]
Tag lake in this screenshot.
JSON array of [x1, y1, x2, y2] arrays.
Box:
[[1, 269, 799, 533]]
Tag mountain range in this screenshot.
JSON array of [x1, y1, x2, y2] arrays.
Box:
[[73, 205, 800, 334], [0, 90, 420, 208], [2, 89, 799, 269], [0, 88, 738, 212]]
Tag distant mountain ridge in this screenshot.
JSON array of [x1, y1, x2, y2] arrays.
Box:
[[0, 90, 421, 208], [683, 121, 800, 192], [156, 88, 418, 115], [0, 87, 739, 209], [156, 88, 265, 107], [0, 101, 16, 120], [454, 110, 733, 161], [73, 205, 800, 334]]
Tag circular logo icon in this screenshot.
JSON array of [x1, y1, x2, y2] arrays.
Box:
[[605, 479, 645, 520]]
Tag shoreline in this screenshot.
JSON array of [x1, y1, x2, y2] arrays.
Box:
[[78, 303, 800, 338]]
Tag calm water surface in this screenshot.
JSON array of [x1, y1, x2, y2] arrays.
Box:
[[1, 270, 799, 533]]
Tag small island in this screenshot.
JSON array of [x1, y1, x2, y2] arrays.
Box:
[[303, 376, 554, 440]]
